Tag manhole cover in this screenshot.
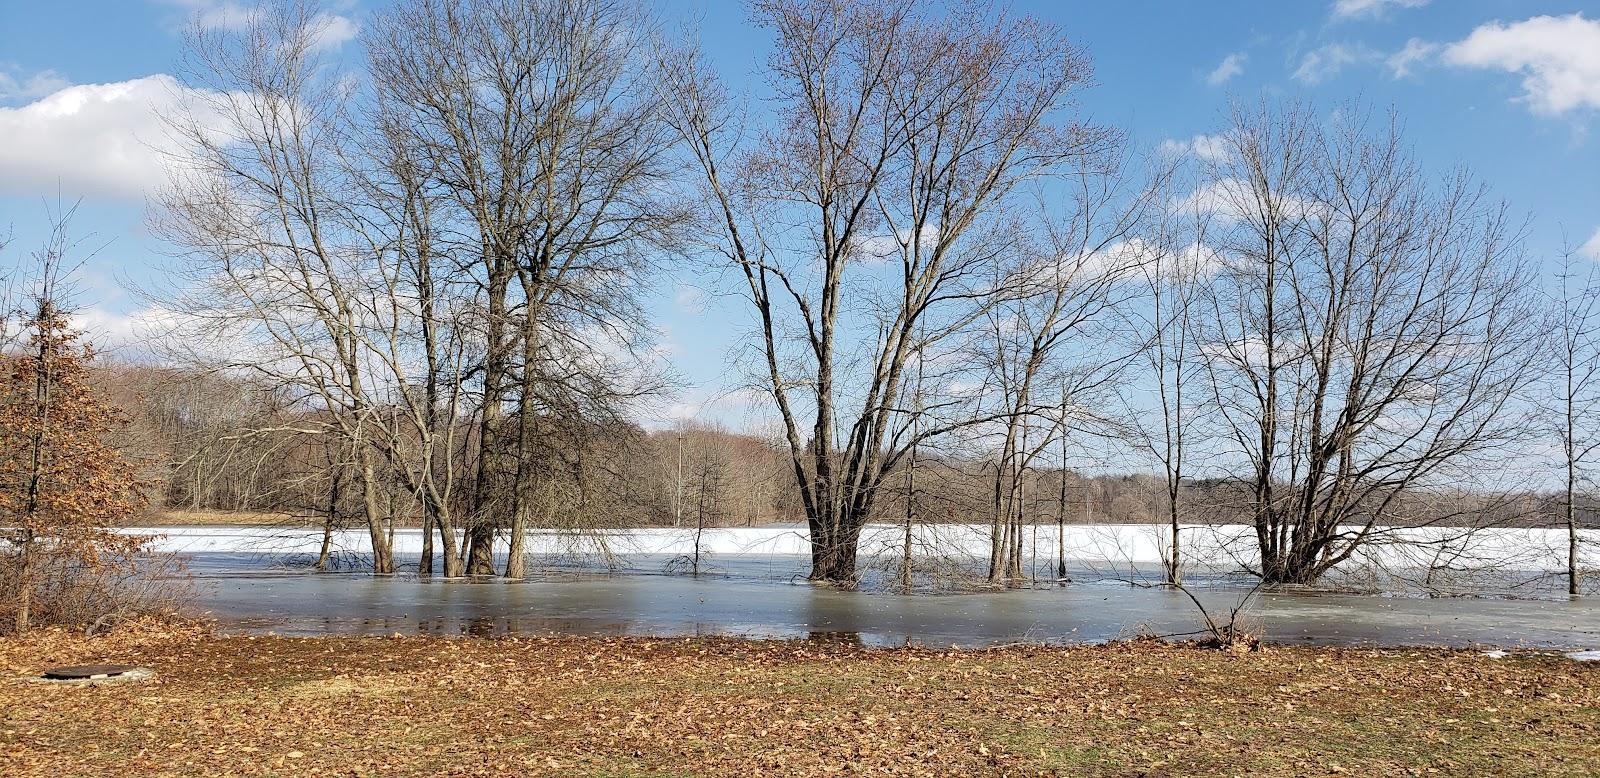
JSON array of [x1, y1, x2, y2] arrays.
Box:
[[40, 664, 145, 680]]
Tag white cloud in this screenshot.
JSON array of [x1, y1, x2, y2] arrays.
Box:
[[1158, 133, 1231, 163], [1201, 336, 1273, 369], [673, 283, 708, 314], [1206, 53, 1246, 86], [1442, 14, 1600, 116], [309, 13, 360, 51], [157, 0, 259, 30], [0, 67, 70, 102], [1040, 239, 1224, 286], [851, 224, 941, 264], [1332, 0, 1429, 20], [1180, 242, 1227, 279], [1387, 38, 1439, 79], [1063, 239, 1151, 284], [157, 2, 358, 51], [1293, 43, 1377, 85], [1175, 179, 1316, 226], [1581, 227, 1600, 262], [0, 75, 223, 201], [71, 304, 185, 355], [1174, 178, 1253, 221]]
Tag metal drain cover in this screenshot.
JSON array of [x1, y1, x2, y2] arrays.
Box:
[[41, 664, 143, 680]]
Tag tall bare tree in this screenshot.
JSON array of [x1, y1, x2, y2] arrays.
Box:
[[975, 158, 1158, 585], [661, 0, 1108, 584], [158, 1, 402, 572], [1200, 103, 1539, 584], [159, 0, 678, 578], [368, 0, 681, 576], [1548, 247, 1600, 594], [1123, 169, 1217, 586]]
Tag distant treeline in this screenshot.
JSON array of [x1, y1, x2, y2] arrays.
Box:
[[100, 364, 1594, 535]]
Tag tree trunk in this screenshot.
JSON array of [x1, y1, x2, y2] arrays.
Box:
[[811, 542, 859, 585], [1009, 462, 1025, 584], [693, 475, 707, 577], [317, 466, 340, 571], [1057, 415, 1068, 582], [437, 506, 463, 578], [419, 509, 434, 578], [1569, 462, 1580, 596], [14, 535, 32, 634], [1166, 487, 1182, 587], [466, 524, 495, 575], [504, 506, 526, 579], [808, 515, 861, 586], [468, 255, 512, 577], [505, 296, 544, 581], [1056, 467, 1068, 576], [1167, 516, 1182, 587], [1056, 504, 1066, 582], [1260, 540, 1324, 585], [901, 437, 916, 590], [1570, 515, 1580, 597], [988, 464, 1005, 582], [316, 523, 334, 572], [359, 453, 395, 574]]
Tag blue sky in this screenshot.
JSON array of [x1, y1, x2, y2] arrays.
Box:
[[1, 0, 1598, 427]]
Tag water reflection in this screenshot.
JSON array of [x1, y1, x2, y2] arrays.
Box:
[[181, 551, 1600, 650]]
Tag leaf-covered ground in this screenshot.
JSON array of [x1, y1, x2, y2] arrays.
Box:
[[2, 621, 1597, 777]]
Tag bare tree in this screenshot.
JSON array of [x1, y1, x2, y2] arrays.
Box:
[[1123, 168, 1217, 586], [1548, 246, 1600, 594], [157, 2, 404, 572], [157, 0, 679, 578], [368, 0, 682, 576], [974, 157, 1158, 585], [661, 0, 1108, 585], [689, 446, 729, 576], [1199, 103, 1540, 584]]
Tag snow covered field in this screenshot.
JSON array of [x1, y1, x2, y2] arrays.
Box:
[[122, 522, 1591, 576]]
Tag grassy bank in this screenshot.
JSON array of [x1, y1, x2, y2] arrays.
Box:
[[2, 624, 1597, 777], [126, 510, 305, 527]]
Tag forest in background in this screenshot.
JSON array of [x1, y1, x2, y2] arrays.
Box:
[[94, 359, 1598, 538]]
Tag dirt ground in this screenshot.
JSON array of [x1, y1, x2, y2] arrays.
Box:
[[2, 621, 1597, 777]]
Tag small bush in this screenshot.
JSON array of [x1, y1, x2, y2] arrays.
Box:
[[0, 545, 191, 634]]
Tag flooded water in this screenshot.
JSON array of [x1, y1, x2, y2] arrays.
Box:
[[136, 526, 1600, 650]]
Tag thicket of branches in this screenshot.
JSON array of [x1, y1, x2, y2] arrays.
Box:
[[5, 0, 1592, 596]]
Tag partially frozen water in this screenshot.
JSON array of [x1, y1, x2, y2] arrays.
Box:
[[130, 525, 1600, 649]]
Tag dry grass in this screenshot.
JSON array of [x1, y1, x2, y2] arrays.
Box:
[[129, 510, 312, 527], [0, 550, 192, 634], [129, 509, 329, 528], [1, 621, 1596, 776]]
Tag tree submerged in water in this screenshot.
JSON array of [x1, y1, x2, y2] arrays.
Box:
[[0, 255, 147, 634]]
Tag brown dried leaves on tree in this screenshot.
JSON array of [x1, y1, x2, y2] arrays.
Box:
[[0, 300, 147, 633]]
